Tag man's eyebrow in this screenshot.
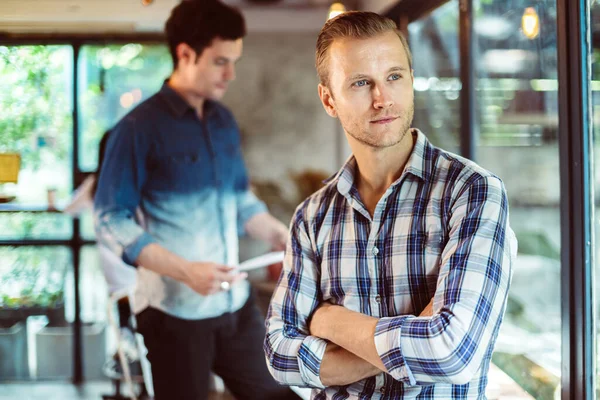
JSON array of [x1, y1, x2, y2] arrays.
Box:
[[347, 73, 369, 82], [388, 66, 409, 73], [215, 56, 242, 64], [346, 66, 409, 82]]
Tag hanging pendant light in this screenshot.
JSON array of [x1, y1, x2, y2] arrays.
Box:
[[522, 7, 540, 39], [328, 2, 346, 20]]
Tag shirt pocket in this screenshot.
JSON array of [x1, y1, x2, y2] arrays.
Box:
[[217, 142, 243, 190], [152, 153, 209, 193], [417, 224, 445, 272]]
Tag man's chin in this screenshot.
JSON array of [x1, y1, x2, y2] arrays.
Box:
[[214, 93, 228, 101]]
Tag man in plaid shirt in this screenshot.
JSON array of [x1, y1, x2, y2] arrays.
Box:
[[265, 11, 517, 399]]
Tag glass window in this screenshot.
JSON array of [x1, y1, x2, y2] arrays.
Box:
[[78, 44, 171, 172], [592, 0, 600, 395], [412, 1, 560, 397], [0, 246, 71, 381], [0, 45, 74, 237], [474, 1, 561, 398], [409, 0, 460, 153], [0, 212, 72, 240]]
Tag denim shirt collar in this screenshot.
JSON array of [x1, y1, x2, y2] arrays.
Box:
[[159, 80, 218, 119]]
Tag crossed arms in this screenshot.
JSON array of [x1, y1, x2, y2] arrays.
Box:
[[264, 176, 515, 388]]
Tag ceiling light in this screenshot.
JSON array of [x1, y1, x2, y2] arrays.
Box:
[[328, 3, 346, 20], [522, 7, 540, 39]]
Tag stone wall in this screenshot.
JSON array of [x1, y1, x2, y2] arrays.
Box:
[[223, 32, 344, 221]]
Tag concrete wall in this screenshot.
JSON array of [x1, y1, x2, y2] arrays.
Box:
[[223, 32, 345, 217]]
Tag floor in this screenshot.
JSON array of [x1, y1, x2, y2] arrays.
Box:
[[0, 381, 234, 400], [0, 366, 533, 400]]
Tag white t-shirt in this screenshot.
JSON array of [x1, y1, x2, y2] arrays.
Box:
[[64, 175, 137, 295]]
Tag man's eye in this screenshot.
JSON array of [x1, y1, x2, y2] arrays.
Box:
[[389, 74, 401, 81], [353, 80, 368, 87]]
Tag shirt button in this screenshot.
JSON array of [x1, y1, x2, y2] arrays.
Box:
[[372, 246, 379, 255], [375, 295, 381, 303]]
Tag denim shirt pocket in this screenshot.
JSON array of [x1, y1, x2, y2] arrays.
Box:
[[151, 153, 209, 193]]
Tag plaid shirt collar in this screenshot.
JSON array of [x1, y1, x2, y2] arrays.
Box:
[[326, 129, 435, 198]]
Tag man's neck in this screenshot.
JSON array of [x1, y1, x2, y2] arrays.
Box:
[[168, 74, 205, 119], [350, 130, 416, 216]]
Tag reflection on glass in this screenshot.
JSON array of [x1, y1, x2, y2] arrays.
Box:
[[412, 0, 560, 397], [409, 0, 460, 153], [475, 1, 560, 399], [78, 44, 171, 172]]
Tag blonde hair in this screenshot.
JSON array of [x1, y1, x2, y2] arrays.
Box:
[[316, 11, 412, 87]]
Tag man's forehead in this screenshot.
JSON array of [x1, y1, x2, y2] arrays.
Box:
[[329, 34, 408, 72], [205, 38, 243, 56], [332, 33, 405, 57]]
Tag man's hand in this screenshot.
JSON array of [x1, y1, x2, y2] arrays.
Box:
[[309, 302, 386, 372], [420, 299, 434, 317], [268, 224, 288, 252], [136, 243, 247, 296], [182, 262, 247, 296], [245, 212, 289, 251], [309, 302, 336, 340]]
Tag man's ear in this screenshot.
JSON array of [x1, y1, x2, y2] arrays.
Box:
[[175, 43, 196, 67], [318, 84, 338, 118]]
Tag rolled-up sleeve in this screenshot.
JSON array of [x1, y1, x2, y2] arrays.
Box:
[[264, 206, 327, 389], [235, 190, 267, 236], [374, 176, 515, 386], [94, 117, 156, 266]]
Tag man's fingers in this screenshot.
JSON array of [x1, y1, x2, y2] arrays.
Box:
[[230, 272, 248, 284], [213, 268, 247, 284], [215, 264, 236, 273]]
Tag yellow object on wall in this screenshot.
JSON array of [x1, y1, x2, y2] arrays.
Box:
[[0, 153, 21, 183]]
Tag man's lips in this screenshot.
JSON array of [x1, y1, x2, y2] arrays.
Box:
[[370, 116, 398, 124]]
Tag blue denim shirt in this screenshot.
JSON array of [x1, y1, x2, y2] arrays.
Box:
[[94, 82, 267, 320]]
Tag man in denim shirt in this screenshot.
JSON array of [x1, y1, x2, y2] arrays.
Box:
[[94, 2, 297, 399]]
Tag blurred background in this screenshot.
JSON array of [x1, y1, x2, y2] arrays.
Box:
[[0, 0, 598, 399]]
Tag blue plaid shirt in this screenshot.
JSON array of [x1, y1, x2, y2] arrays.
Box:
[[265, 130, 516, 399]]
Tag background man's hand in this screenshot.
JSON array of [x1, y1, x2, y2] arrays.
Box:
[[183, 262, 247, 296], [268, 224, 288, 252]]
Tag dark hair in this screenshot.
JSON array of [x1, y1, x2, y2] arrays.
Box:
[[91, 130, 112, 199], [165, 0, 246, 68]]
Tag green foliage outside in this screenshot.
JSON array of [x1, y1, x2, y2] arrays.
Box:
[[0, 45, 72, 170], [0, 43, 170, 306], [0, 247, 69, 309], [78, 44, 171, 171]]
